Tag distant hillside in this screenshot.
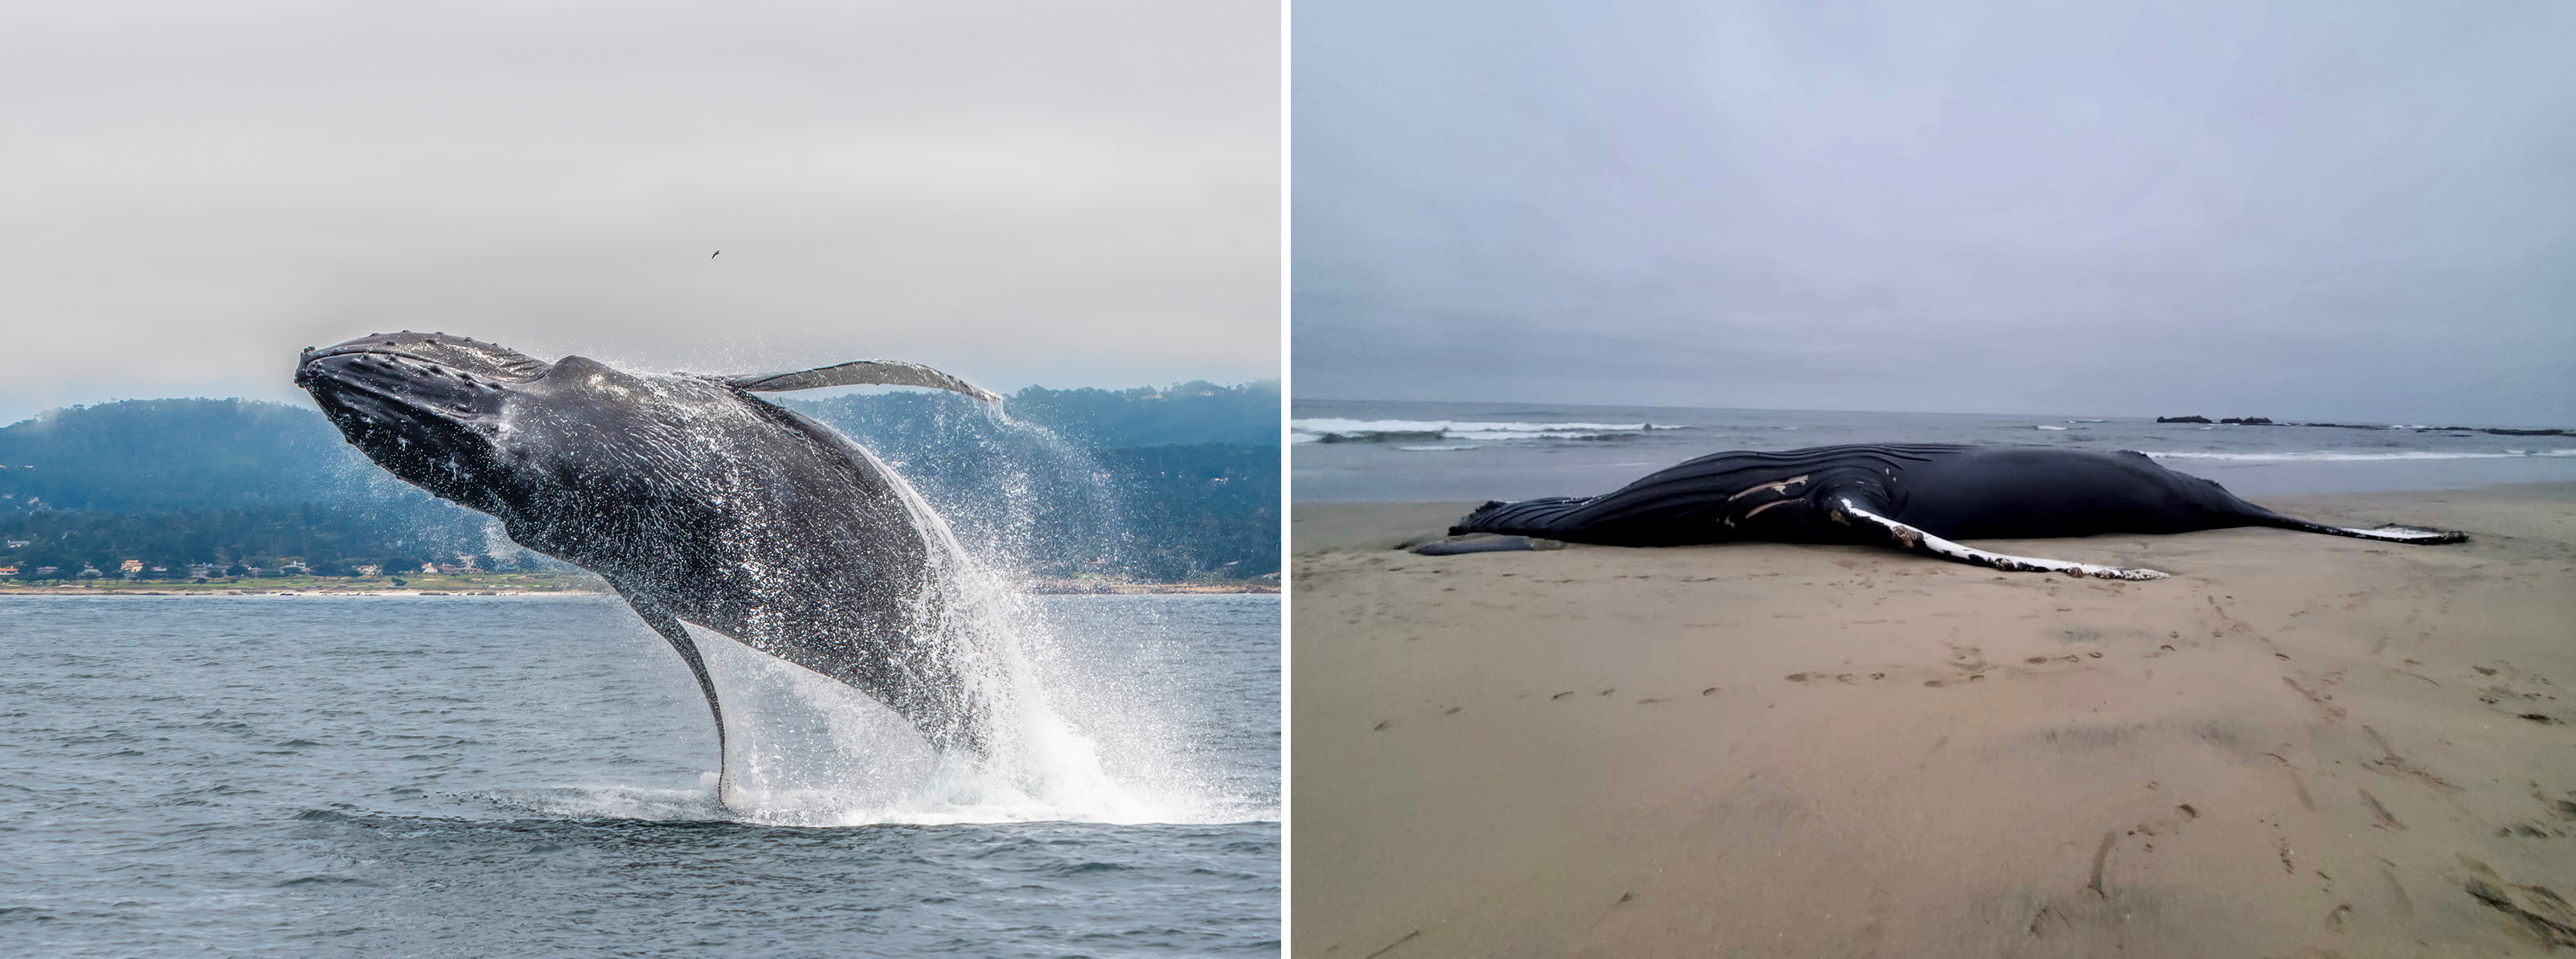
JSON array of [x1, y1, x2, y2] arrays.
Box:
[[0, 399, 389, 511], [0, 383, 1278, 582], [780, 379, 1279, 449], [0, 502, 503, 580]]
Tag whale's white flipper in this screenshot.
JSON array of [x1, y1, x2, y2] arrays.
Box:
[[2331, 525, 2459, 543], [1833, 498, 2170, 581], [711, 359, 1002, 402]]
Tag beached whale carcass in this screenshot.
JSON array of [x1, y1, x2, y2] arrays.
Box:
[[1423, 444, 2467, 579]]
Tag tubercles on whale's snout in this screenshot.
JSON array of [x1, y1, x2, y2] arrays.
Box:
[[300, 331, 554, 383], [296, 348, 518, 428]]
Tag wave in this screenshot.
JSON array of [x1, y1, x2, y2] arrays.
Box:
[[2033, 425, 2070, 431], [1289, 417, 1680, 444], [2144, 449, 2576, 462]]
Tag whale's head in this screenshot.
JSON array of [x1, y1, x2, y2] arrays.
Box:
[[293, 332, 763, 541], [295, 332, 547, 509]]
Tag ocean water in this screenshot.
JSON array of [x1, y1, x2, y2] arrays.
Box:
[[0, 592, 1277, 957], [1293, 399, 2576, 502]]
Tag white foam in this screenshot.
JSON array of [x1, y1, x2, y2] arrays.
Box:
[[1289, 416, 1663, 443], [2033, 425, 2070, 431], [636, 415, 1268, 829], [1450, 429, 1630, 441], [1288, 417, 1453, 434], [477, 785, 730, 822], [2144, 449, 2576, 462], [1396, 445, 1481, 452], [681, 609, 1262, 827]]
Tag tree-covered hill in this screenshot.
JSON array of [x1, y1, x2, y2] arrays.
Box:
[[1, 382, 1277, 582], [0, 399, 386, 511], [783, 379, 1279, 449]]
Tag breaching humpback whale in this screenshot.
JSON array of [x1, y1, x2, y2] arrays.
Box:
[[1427, 444, 2466, 579], [295, 331, 1007, 785]]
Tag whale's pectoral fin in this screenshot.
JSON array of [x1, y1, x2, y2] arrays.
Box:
[[2250, 514, 2469, 544], [627, 604, 730, 770], [1831, 497, 2171, 581], [2328, 524, 2467, 543], [1409, 534, 1566, 555], [706, 359, 1003, 402]]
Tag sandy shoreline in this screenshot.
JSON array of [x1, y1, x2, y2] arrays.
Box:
[[1293, 482, 2576, 957], [0, 580, 1279, 597]]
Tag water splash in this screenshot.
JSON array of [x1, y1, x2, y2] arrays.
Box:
[[805, 393, 1134, 581], [692, 407, 1217, 826]]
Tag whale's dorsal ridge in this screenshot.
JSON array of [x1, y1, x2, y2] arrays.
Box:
[[709, 359, 1003, 402]]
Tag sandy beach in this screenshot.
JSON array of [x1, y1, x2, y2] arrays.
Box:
[[1292, 483, 2576, 957], [0, 577, 1275, 597]]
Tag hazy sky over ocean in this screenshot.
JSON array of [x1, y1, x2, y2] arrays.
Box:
[[0, 1, 1277, 425], [1294, 1, 2576, 424]]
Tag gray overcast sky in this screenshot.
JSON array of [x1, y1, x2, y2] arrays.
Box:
[[0, 0, 1277, 425], [1293, 1, 2576, 424]]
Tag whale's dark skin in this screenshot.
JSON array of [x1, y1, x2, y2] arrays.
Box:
[[294, 332, 1005, 778], [1440, 444, 2467, 579]]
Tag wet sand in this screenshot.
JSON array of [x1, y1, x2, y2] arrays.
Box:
[[1292, 483, 2576, 957]]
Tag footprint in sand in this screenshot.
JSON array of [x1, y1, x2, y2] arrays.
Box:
[[2495, 788, 2576, 839], [1784, 671, 1891, 686], [2358, 788, 2405, 830], [2088, 805, 2207, 900], [2476, 662, 2562, 721], [2458, 858, 2576, 948], [1809, 651, 2098, 690]]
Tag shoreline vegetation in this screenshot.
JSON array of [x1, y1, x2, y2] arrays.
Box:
[[0, 571, 1278, 596]]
